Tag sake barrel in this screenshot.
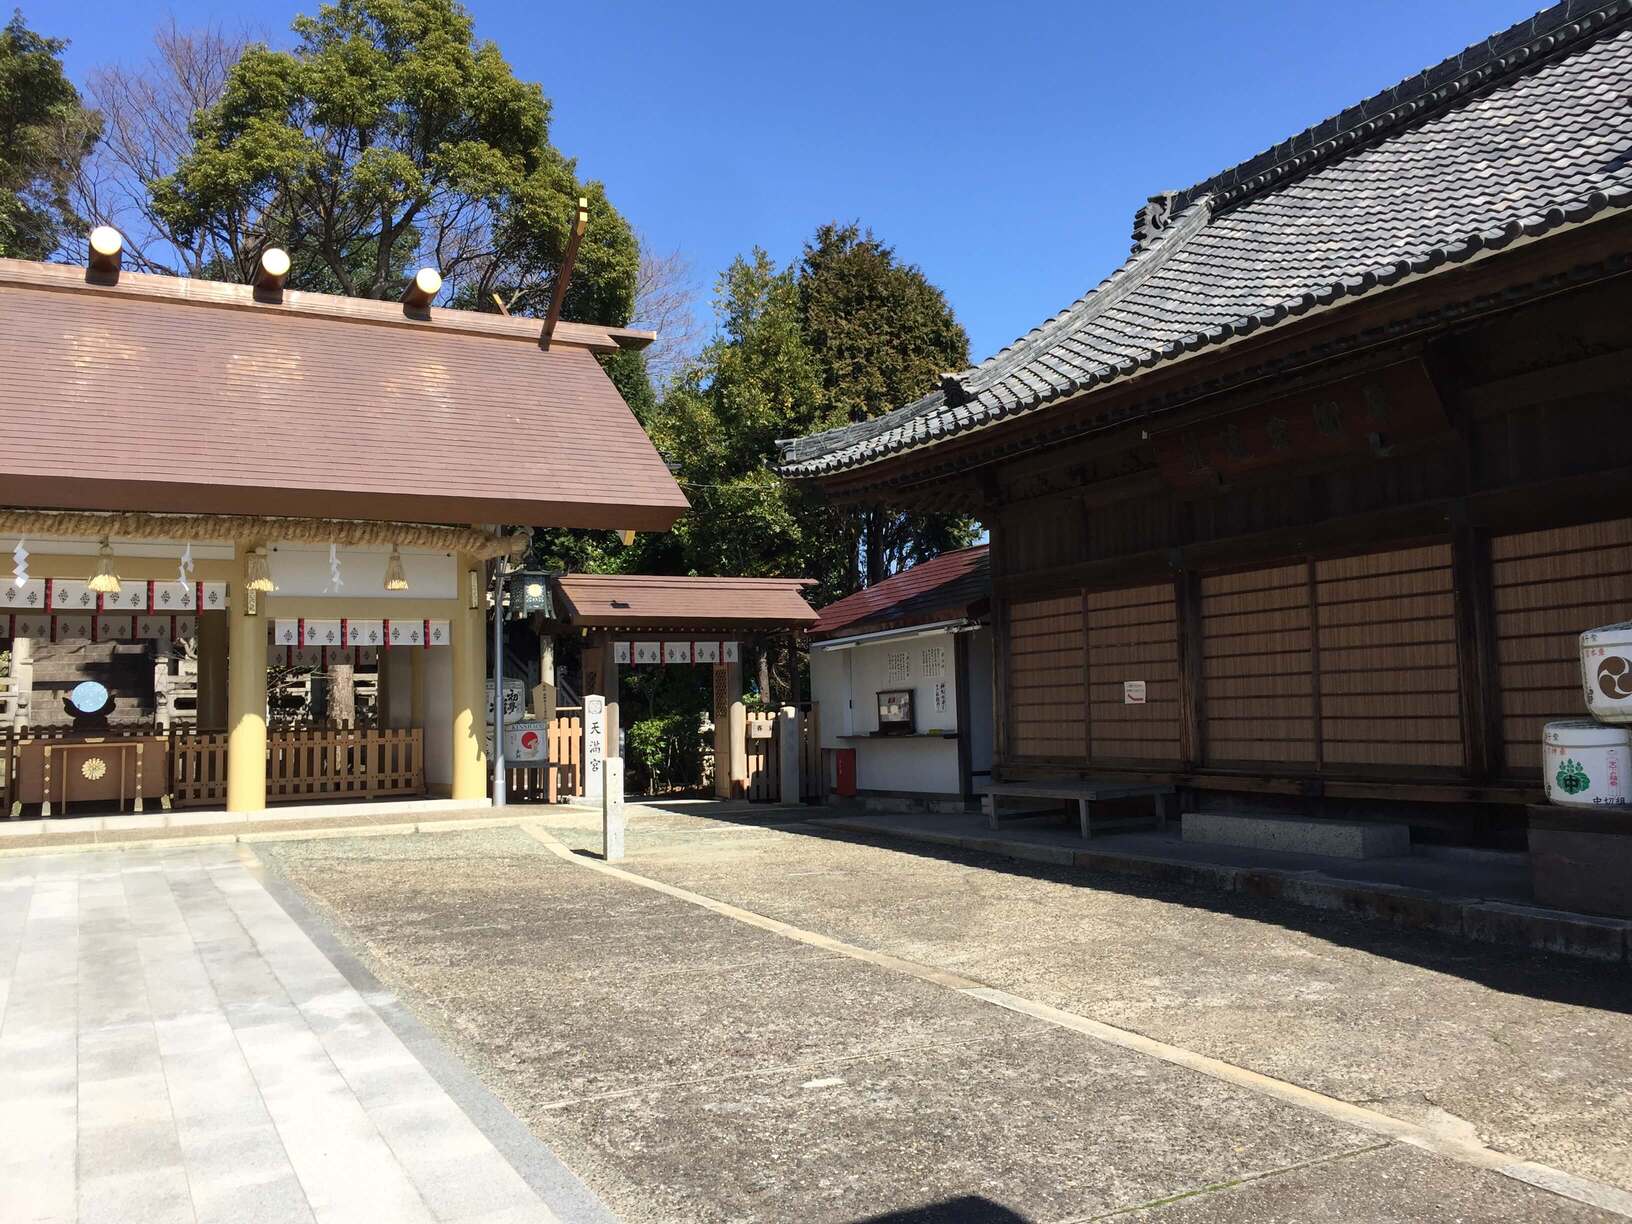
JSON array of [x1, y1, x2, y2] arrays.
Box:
[[1580, 621, 1632, 725], [1543, 720, 1629, 808]]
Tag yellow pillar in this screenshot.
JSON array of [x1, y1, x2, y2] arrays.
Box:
[[226, 543, 268, 812], [450, 554, 487, 802]]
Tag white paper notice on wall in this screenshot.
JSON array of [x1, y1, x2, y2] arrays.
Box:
[[664, 640, 691, 665], [693, 640, 720, 664], [886, 650, 910, 684], [722, 641, 739, 663], [1124, 680, 1147, 705], [386, 619, 424, 647], [922, 645, 946, 679], [934, 680, 947, 713], [136, 616, 172, 644], [11, 613, 50, 638], [614, 641, 631, 664], [51, 580, 95, 611], [54, 614, 91, 640], [303, 619, 344, 647], [347, 619, 384, 647], [95, 615, 132, 641], [105, 584, 148, 612], [0, 579, 45, 610]]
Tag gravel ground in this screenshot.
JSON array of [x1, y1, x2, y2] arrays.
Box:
[[254, 808, 1631, 1222]]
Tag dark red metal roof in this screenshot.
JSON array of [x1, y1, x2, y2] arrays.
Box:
[[553, 574, 819, 631], [811, 545, 989, 639]]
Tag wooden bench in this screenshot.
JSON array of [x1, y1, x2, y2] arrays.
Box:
[[978, 779, 1175, 838]]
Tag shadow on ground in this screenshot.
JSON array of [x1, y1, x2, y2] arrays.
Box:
[[850, 1197, 1030, 1223], [598, 800, 1632, 1011]]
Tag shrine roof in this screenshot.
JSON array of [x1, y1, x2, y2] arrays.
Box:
[[0, 258, 687, 532], [810, 546, 989, 640], [778, 0, 1632, 481], [551, 574, 820, 632]]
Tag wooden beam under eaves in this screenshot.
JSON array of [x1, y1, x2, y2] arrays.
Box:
[[540, 197, 589, 349]]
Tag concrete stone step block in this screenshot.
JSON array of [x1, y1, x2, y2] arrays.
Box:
[[1182, 810, 1410, 859]]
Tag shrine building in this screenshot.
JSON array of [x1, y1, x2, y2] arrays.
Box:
[[1, 242, 687, 817], [779, 0, 1632, 855]]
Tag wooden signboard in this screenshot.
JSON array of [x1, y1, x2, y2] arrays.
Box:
[[1150, 360, 1446, 491]]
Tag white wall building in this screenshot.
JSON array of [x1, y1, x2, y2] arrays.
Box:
[[809, 546, 991, 809]]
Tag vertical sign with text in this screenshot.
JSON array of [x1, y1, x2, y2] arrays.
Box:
[[583, 693, 606, 801]]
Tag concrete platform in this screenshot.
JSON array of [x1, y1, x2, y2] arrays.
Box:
[[1183, 810, 1411, 859], [809, 807, 1632, 964]]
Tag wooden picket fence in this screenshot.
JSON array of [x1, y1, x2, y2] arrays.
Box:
[[744, 709, 780, 802], [501, 710, 583, 803], [799, 703, 825, 803], [171, 728, 424, 807]]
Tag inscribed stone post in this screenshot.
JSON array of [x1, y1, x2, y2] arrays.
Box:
[[583, 693, 606, 801], [603, 756, 624, 862]]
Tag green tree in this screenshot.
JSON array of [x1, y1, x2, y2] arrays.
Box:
[[640, 224, 976, 605], [798, 222, 976, 586], [643, 248, 853, 604], [0, 11, 99, 259], [151, 0, 637, 323]]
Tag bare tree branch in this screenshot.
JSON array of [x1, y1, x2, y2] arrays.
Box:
[[71, 17, 256, 276], [632, 233, 704, 391]]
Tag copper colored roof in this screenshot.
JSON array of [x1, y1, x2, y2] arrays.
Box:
[[811, 545, 989, 639], [553, 574, 819, 631], [0, 258, 688, 532]]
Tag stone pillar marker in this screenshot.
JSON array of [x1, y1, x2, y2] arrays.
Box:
[[777, 704, 801, 807], [583, 693, 606, 801], [602, 755, 624, 862]]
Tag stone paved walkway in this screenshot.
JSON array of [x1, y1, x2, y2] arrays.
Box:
[[0, 845, 575, 1224]]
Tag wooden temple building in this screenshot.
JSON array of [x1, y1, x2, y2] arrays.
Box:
[[780, 0, 1632, 846], [545, 573, 820, 800], [0, 244, 687, 817]]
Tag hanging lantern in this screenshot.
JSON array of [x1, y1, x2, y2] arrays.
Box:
[[245, 546, 276, 592], [11, 537, 28, 588], [383, 543, 409, 591], [87, 538, 122, 595]]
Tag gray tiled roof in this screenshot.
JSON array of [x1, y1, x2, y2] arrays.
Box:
[[779, 0, 1632, 478]]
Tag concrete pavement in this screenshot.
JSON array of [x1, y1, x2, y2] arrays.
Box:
[[257, 806, 1632, 1222]]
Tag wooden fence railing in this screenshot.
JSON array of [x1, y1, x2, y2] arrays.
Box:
[[745, 709, 780, 802], [172, 728, 424, 807]]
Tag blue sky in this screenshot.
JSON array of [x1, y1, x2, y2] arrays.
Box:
[[41, 0, 1544, 361]]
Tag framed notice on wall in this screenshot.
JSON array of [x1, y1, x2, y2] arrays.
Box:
[[1123, 680, 1147, 705]]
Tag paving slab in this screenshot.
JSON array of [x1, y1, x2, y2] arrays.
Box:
[[0, 843, 590, 1224]]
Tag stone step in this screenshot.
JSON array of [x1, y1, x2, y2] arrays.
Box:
[[1182, 810, 1410, 859]]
